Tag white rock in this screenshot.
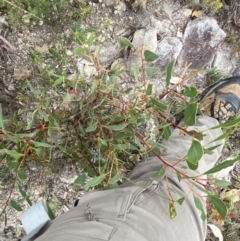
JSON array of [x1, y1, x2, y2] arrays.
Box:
[[22, 14, 30, 24], [132, 28, 157, 52], [114, 2, 126, 12], [66, 50, 73, 56], [211, 157, 236, 182], [98, 35, 106, 42], [129, 28, 158, 66], [182, 9, 192, 17], [207, 224, 223, 241], [170, 76, 181, 84], [63, 205, 70, 212], [60, 175, 79, 184], [77, 58, 97, 77], [84, 64, 98, 77], [221, 189, 240, 203]]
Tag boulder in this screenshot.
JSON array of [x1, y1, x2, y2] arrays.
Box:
[[178, 17, 226, 69]]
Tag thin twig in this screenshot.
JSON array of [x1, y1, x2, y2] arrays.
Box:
[[1, 146, 28, 214], [165, 175, 175, 205], [135, 131, 187, 177], [139, 44, 147, 90], [0, 36, 16, 52], [172, 91, 189, 104]]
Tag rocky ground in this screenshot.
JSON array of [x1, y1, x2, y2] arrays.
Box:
[[0, 0, 240, 240]]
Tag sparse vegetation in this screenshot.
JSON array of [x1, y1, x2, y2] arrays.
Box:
[[1, 33, 239, 225], [0, 0, 91, 26]]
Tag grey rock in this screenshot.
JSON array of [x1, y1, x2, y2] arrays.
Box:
[[178, 17, 226, 69], [149, 15, 174, 38], [99, 43, 121, 64], [155, 37, 183, 71], [129, 28, 157, 66], [233, 65, 240, 76], [212, 43, 236, 74]]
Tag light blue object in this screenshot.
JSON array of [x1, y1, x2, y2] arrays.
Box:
[[21, 200, 50, 241]]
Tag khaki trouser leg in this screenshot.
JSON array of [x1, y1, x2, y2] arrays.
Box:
[[35, 116, 223, 241]]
